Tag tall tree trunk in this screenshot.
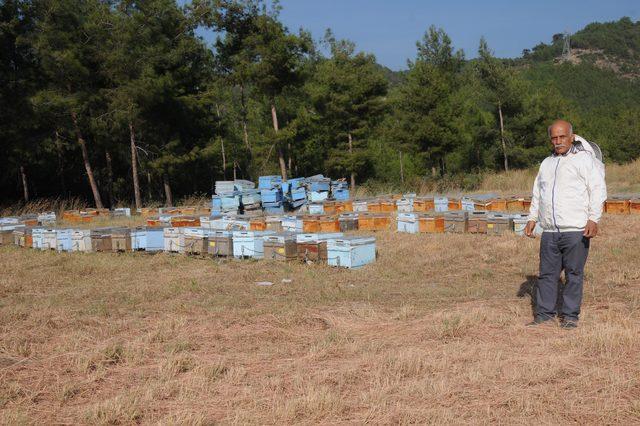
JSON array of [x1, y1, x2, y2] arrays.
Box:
[[105, 151, 115, 208], [348, 132, 355, 191], [146, 171, 152, 201], [55, 130, 66, 193], [271, 102, 287, 181], [287, 142, 292, 176], [238, 88, 252, 152], [431, 166, 437, 178], [20, 165, 29, 202], [498, 101, 509, 171], [233, 161, 237, 181], [163, 174, 173, 207], [399, 151, 404, 184], [70, 111, 103, 208], [215, 104, 227, 179], [129, 121, 142, 209]]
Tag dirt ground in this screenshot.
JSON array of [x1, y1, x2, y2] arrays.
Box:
[[1, 214, 639, 424]]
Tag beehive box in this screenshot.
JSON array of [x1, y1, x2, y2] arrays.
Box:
[[510, 214, 530, 236], [282, 216, 303, 233], [418, 214, 444, 233], [327, 236, 376, 269], [434, 196, 448, 212], [380, 201, 396, 213], [232, 230, 275, 259], [367, 201, 382, 213], [444, 211, 468, 234], [308, 204, 324, 215], [43, 229, 57, 250], [12, 227, 26, 247], [183, 227, 208, 255], [467, 211, 488, 234], [339, 213, 359, 232], [605, 198, 630, 214], [131, 227, 165, 251], [56, 229, 74, 252], [37, 212, 57, 225], [352, 201, 368, 212], [302, 215, 321, 233], [111, 228, 132, 252], [334, 200, 353, 214], [139, 208, 159, 218], [460, 198, 475, 212], [207, 230, 233, 256], [296, 232, 344, 263], [265, 216, 283, 232], [396, 198, 414, 213], [319, 216, 340, 233], [263, 233, 298, 261], [170, 216, 200, 227], [90, 228, 114, 252], [447, 199, 461, 211], [358, 213, 391, 231], [249, 218, 267, 231], [487, 213, 514, 236], [413, 198, 435, 212], [630, 199, 640, 215], [71, 229, 92, 252], [309, 191, 329, 203], [397, 213, 419, 234], [63, 210, 80, 221], [487, 199, 508, 212], [0, 230, 15, 246], [163, 227, 184, 253], [506, 198, 525, 212], [32, 228, 46, 250], [323, 201, 337, 214], [20, 215, 38, 227]]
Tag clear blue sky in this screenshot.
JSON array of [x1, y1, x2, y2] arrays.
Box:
[[192, 0, 639, 70]]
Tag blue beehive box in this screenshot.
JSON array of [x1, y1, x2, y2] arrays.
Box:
[[309, 181, 330, 192], [260, 188, 282, 203], [259, 175, 283, 189], [309, 204, 324, 215], [290, 187, 307, 201], [327, 236, 376, 269], [288, 199, 307, 209], [264, 205, 284, 215], [397, 213, 419, 233], [32, 228, 46, 249], [211, 196, 222, 213], [396, 198, 413, 212], [309, 191, 329, 203], [232, 230, 275, 259], [333, 189, 350, 201], [281, 216, 303, 233], [132, 227, 165, 251], [56, 229, 74, 252], [461, 198, 475, 211], [434, 196, 449, 212]]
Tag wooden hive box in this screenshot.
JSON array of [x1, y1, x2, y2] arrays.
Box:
[[418, 215, 444, 233]]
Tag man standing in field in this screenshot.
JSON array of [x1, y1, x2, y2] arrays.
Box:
[[524, 120, 607, 328]]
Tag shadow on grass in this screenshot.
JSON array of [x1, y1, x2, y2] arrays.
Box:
[[517, 274, 565, 320]]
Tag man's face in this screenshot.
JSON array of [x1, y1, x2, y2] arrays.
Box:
[[549, 124, 573, 155]]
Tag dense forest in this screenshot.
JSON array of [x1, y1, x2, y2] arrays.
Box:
[[1, 0, 639, 207]]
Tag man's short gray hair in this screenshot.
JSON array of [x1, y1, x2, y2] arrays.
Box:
[[548, 122, 573, 137]]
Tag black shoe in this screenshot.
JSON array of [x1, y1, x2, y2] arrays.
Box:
[[526, 317, 554, 327], [560, 320, 578, 329]]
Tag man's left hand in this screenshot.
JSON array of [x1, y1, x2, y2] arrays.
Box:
[[584, 220, 598, 238]]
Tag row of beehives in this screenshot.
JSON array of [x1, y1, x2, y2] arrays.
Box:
[[2, 224, 376, 269], [214, 175, 349, 215]]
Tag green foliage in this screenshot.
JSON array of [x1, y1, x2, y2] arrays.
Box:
[[0, 4, 638, 204]]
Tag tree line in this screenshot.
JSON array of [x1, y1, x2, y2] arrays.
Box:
[[2, 1, 638, 207]]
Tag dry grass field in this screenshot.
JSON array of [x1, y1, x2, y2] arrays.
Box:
[[1, 213, 640, 424]]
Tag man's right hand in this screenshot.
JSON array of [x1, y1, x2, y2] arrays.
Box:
[[524, 220, 537, 238]]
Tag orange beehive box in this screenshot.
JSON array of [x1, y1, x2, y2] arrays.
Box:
[[63, 210, 80, 220], [391, 194, 403, 200], [302, 215, 321, 232], [21, 218, 38, 226], [367, 202, 382, 212], [334, 200, 353, 213], [68, 213, 94, 223], [487, 199, 508, 212], [373, 215, 392, 230], [523, 198, 532, 211], [605, 199, 630, 214], [178, 207, 196, 215], [140, 208, 159, 218], [507, 198, 525, 211], [357, 213, 376, 231], [630, 199, 640, 215], [170, 216, 200, 227], [418, 215, 445, 233], [448, 199, 461, 211], [146, 218, 163, 227], [319, 216, 340, 232], [323, 201, 337, 214], [413, 199, 435, 212], [380, 201, 396, 213], [249, 219, 266, 231]]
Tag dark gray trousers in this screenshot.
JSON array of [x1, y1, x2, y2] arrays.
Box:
[[536, 231, 590, 322]]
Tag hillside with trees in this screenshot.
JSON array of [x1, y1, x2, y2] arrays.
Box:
[[1, 1, 638, 205]]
